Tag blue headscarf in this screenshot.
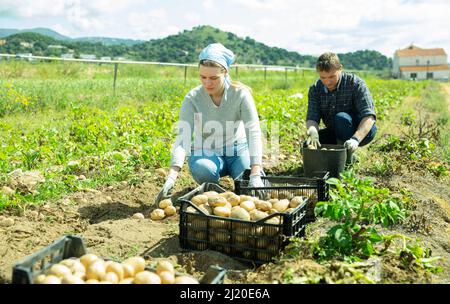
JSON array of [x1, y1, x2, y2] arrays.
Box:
[[198, 43, 235, 71], [199, 43, 234, 86]]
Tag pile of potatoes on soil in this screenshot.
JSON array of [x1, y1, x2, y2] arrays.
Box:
[[131, 199, 177, 221], [33, 255, 199, 284]]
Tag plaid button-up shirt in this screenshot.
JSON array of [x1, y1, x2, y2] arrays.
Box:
[[306, 72, 376, 129]]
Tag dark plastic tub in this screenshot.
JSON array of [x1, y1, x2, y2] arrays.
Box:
[[302, 144, 347, 178]]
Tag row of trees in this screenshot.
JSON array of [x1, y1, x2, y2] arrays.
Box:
[[0, 26, 392, 70]]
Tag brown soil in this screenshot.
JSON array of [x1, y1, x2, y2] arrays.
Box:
[[0, 83, 449, 284]]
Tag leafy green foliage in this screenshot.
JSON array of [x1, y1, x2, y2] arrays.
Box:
[[316, 171, 406, 227]]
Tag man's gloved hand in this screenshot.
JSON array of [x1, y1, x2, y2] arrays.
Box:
[[155, 176, 175, 205], [306, 126, 321, 149], [344, 137, 359, 152]]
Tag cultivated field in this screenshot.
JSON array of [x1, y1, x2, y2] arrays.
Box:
[[0, 61, 448, 284]]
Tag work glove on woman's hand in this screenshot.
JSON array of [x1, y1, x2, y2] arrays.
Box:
[[154, 176, 175, 205], [249, 173, 268, 199]]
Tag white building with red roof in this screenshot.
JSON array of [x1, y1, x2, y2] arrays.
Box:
[[393, 45, 450, 80]]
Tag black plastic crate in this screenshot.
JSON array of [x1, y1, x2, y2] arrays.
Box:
[[12, 235, 86, 284], [234, 169, 329, 222], [11, 234, 226, 284], [178, 183, 308, 265]]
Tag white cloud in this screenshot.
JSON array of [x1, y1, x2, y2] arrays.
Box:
[[185, 12, 201, 24], [202, 0, 215, 11], [128, 10, 180, 40], [1, 0, 449, 57]]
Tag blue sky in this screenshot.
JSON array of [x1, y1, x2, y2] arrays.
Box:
[[0, 0, 449, 57]]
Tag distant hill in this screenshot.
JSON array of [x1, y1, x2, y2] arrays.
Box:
[[131, 25, 317, 67], [0, 26, 392, 70], [0, 27, 144, 46], [0, 27, 71, 41]]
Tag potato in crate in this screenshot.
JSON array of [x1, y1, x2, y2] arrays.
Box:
[[11, 235, 225, 284], [234, 169, 329, 222], [178, 183, 308, 265]]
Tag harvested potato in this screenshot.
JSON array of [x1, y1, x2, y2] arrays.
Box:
[[132, 213, 145, 219], [186, 206, 198, 213], [86, 260, 106, 281], [255, 200, 272, 212], [73, 272, 86, 280], [121, 263, 135, 278], [101, 272, 119, 284], [150, 209, 165, 220], [198, 204, 213, 215], [290, 196, 305, 208], [240, 200, 256, 212], [208, 196, 228, 207], [159, 199, 172, 209], [59, 259, 76, 268], [49, 264, 72, 278], [134, 271, 161, 284], [191, 194, 208, 206], [249, 210, 269, 221], [123, 257, 146, 273], [268, 208, 279, 214], [174, 276, 199, 284], [230, 207, 250, 221], [80, 254, 99, 269], [156, 260, 175, 275], [221, 192, 240, 206], [239, 195, 253, 203], [62, 274, 85, 284], [203, 191, 219, 197], [164, 205, 177, 217], [265, 217, 281, 225], [34, 274, 47, 284], [118, 278, 134, 284], [42, 275, 61, 284], [105, 262, 124, 281], [159, 271, 175, 284], [272, 199, 289, 212], [213, 206, 231, 217]]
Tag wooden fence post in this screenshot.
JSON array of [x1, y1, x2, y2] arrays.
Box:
[[113, 63, 118, 95]]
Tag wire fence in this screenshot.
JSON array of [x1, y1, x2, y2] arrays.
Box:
[[0, 53, 372, 94]]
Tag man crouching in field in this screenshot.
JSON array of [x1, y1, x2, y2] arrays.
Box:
[[305, 52, 377, 164]]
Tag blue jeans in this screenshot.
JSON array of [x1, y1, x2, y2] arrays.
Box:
[[319, 112, 377, 147], [188, 143, 251, 184]]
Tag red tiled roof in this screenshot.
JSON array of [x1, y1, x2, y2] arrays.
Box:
[[399, 64, 450, 72], [395, 45, 447, 57]]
